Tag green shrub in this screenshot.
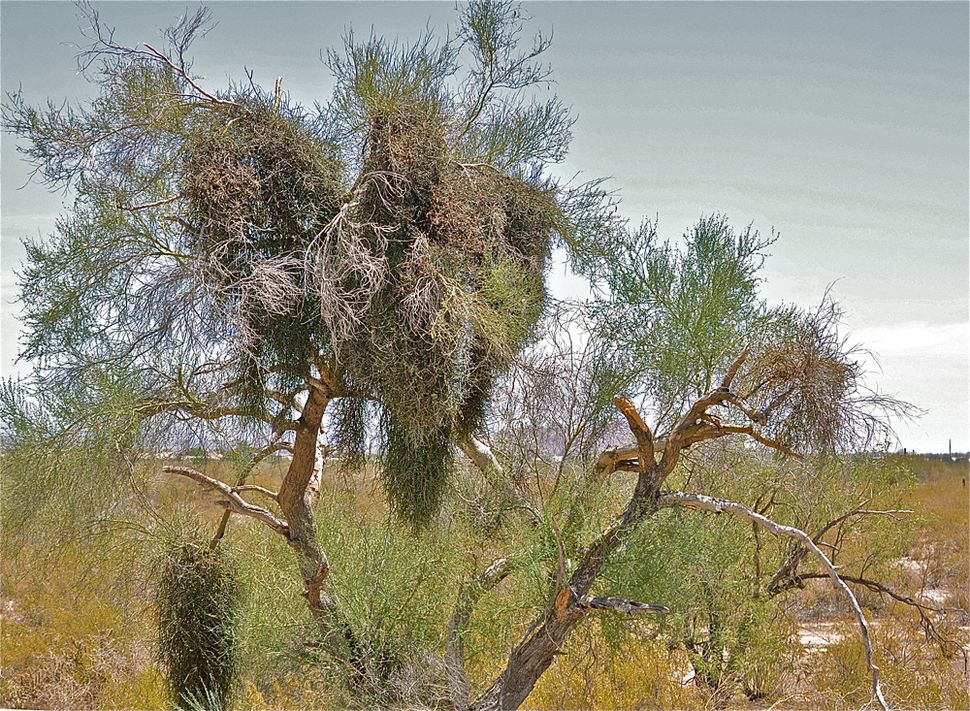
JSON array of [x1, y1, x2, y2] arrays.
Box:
[[157, 540, 241, 711]]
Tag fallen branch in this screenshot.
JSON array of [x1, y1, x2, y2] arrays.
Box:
[[659, 490, 890, 711], [783, 572, 968, 664]]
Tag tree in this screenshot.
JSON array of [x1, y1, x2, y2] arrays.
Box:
[[3, 3, 950, 710], [4, 0, 583, 649]]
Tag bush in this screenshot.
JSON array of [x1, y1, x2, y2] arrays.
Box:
[[156, 540, 241, 711]]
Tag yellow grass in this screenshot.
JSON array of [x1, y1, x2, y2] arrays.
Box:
[[2, 456, 967, 709]]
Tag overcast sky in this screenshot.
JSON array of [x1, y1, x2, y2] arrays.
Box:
[[2, 2, 967, 452]]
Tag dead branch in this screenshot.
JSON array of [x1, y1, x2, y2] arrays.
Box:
[[613, 395, 655, 470], [458, 432, 541, 526], [232, 484, 279, 503], [594, 420, 798, 478], [723, 392, 767, 425], [119, 194, 182, 212], [716, 425, 801, 458], [577, 595, 669, 616], [659, 490, 890, 711], [789, 572, 968, 665], [720, 345, 750, 388], [163, 465, 289, 536], [767, 506, 913, 593]]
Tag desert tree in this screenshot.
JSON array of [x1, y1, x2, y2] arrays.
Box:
[[1, 2, 946, 710], [439, 215, 931, 711], [0, 0, 608, 690]]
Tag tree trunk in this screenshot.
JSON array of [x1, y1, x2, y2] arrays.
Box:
[[276, 386, 359, 661], [470, 491, 661, 710], [469, 607, 586, 711]]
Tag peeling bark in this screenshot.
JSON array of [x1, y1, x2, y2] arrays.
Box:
[[276, 386, 344, 643]]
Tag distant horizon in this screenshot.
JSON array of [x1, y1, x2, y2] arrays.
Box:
[[2, 2, 967, 452]]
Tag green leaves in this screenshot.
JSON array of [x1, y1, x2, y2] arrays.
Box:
[[157, 540, 240, 711], [0, 369, 150, 555], [587, 215, 773, 429]]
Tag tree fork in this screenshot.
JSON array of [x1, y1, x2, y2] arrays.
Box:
[[469, 398, 670, 711]]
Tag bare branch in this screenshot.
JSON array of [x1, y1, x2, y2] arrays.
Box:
[[721, 345, 750, 389], [789, 572, 968, 664], [119, 194, 181, 212], [232, 484, 279, 503], [163, 465, 289, 536], [659, 490, 890, 711], [717, 425, 802, 458], [210, 434, 293, 547], [577, 595, 669, 616], [723, 392, 767, 425], [137, 395, 295, 431], [613, 395, 654, 471], [458, 432, 541, 526], [143, 42, 237, 109], [768, 506, 913, 593]]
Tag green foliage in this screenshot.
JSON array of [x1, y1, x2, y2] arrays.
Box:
[[607, 216, 769, 390], [231, 487, 470, 706], [318, 509, 462, 702], [2, 0, 596, 525], [579, 213, 902, 452], [380, 416, 455, 528], [596, 504, 791, 697], [0, 372, 153, 555], [157, 539, 241, 711], [586, 215, 773, 422], [181, 98, 345, 395]]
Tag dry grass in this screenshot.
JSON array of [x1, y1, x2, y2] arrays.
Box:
[[0, 542, 165, 710], [2, 456, 967, 710]]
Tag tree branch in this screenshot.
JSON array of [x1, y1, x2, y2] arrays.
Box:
[[458, 432, 541, 526], [163, 465, 289, 536], [210, 432, 292, 548], [784, 572, 968, 664], [119, 194, 181, 212], [721, 345, 750, 389], [717, 425, 801, 458], [577, 595, 669, 616], [659, 490, 890, 711], [232, 484, 279, 503], [446, 557, 514, 709], [613, 395, 654, 471], [767, 505, 912, 593], [138, 395, 295, 431]]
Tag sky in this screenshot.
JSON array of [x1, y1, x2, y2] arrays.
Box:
[[1, 1, 967, 453]]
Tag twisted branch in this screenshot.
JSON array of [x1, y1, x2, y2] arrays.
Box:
[[659, 490, 890, 711]]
